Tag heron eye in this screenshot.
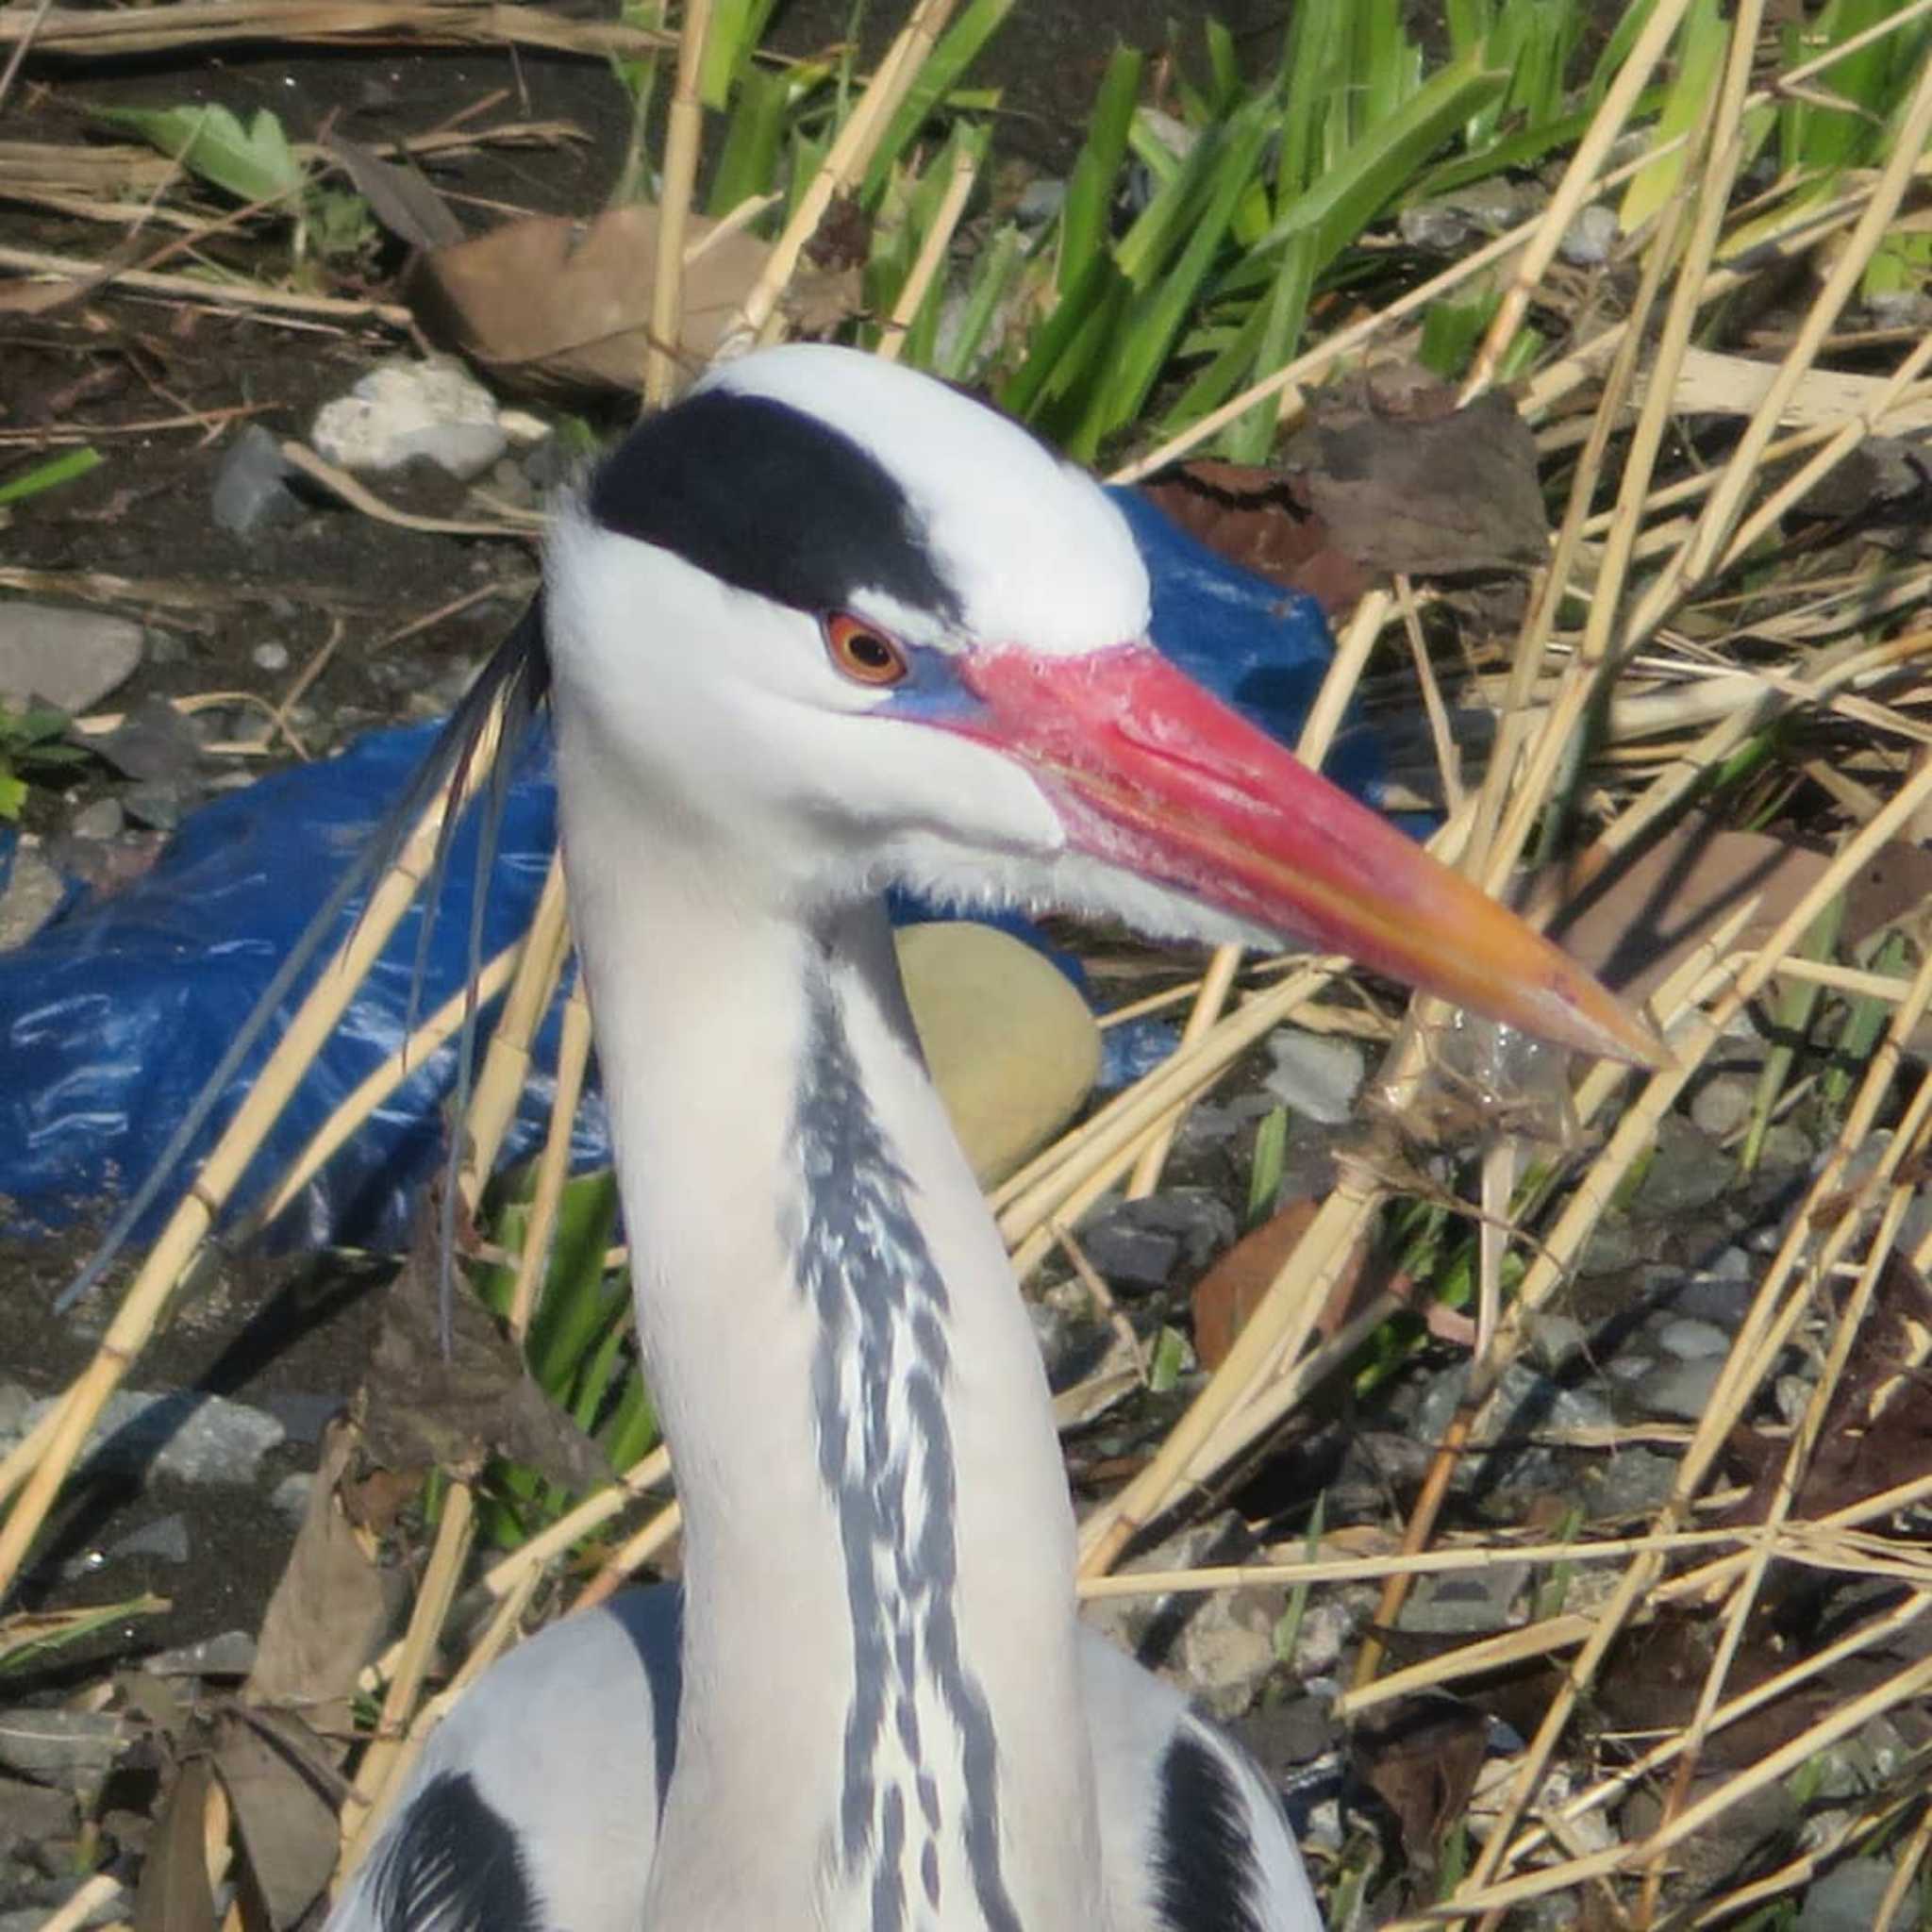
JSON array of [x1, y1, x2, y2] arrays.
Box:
[[824, 613, 908, 688]]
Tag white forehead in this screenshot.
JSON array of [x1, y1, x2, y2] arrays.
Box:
[[699, 344, 1150, 656]]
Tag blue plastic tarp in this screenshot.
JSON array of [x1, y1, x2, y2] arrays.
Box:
[[0, 489, 1374, 1252]]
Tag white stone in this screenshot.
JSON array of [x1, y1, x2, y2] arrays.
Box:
[[311, 357, 508, 480], [1262, 1027, 1364, 1124]]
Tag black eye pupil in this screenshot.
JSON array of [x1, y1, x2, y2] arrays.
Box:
[[851, 634, 891, 666]]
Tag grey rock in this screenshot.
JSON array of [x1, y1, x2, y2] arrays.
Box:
[[1797, 1859, 1894, 1932], [0, 1776, 75, 1855], [119, 780, 187, 831], [1524, 1312, 1587, 1371], [1632, 1116, 1736, 1219], [1082, 1191, 1237, 1291], [1399, 1559, 1529, 1635], [270, 1472, 316, 1524], [1689, 1073, 1755, 1141], [1657, 1317, 1729, 1361], [1262, 1029, 1364, 1125], [210, 425, 305, 537], [1578, 1213, 1641, 1276], [257, 1391, 341, 1444], [1080, 1220, 1178, 1292], [1558, 204, 1618, 266], [0, 603, 142, 713], [0, 843, 62, 951], [1673, 1258, 1756, 1325], [1014, 178, 1067, 226], [1494, 1359, 1614, 1434], [145, 1629, 257, 1677], [2, 1389, 284, 1486], [1084, 1516, 1280, 1717], [0, 1709, 126, 1785], [1629, 1357, 1724, 1423], [251, 640, 291, 673], [66, 797, 123, 840], [312, 357, 508, 479], [108, 1512, 191, 1565], [1587, 1446, 1680, 1518]]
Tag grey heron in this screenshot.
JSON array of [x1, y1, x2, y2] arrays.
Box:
[[326, 343, 1657, 1932]]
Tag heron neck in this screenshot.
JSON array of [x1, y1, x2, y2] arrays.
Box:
[[556, 766, 1108, 1929]]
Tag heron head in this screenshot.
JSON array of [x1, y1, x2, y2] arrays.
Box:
[[543, 344, 1659, 1066]]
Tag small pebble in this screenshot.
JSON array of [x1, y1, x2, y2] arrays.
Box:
[[210, 425, 305, 538], [1690, 1074, 1755, 1141], [67, 797, 124, 841], [252, 641, 291, 674], [1262, 1028, 1364, 1126], [1657, 1316, 1729, 1361], [1557, 203, 1618, 266], [1630, 1357, 1724, 1423]]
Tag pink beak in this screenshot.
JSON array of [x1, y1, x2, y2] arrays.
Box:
[[941, 643, 1663, 1068]]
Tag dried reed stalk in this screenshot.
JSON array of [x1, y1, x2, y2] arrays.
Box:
[[875, 142, 978, 363], [726, 0, 957, 348], [645, 0, 710, 407], [0, 0, 670, 61]]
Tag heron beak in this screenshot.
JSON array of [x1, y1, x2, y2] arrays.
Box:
[[942, 642, 1664, 1068]]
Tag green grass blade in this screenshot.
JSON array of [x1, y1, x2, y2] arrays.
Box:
[[708, 59, 790, 216], [1256, 49, 1507, 261], [861, 0, 1014, 207], [0, 446, 102, 508], [1618, 0, 1725, 233], [1060, 46, 1142, 296]]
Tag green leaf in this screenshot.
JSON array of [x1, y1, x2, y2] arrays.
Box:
[[861, 0, 1015, 207], [708, 58, 789, 216], [99, 102, 305, 206], [698, 0, 781, 111], [0, 446, 102, 508], [0, 767, 26, 821], [1060, 46, 1141, 296], [1617, 0, 1724, 234], [1147, 1324, 1190, 1393], [1255, 49, 1508, 262]]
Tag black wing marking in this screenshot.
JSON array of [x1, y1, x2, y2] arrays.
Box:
[[365, 1771, 542, 1932], [1152, 1731, 1268, 1932]]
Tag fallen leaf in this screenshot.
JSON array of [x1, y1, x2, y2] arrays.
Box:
[[324, 132, 465, 251], [360, 1213, 609, 1491], [1280, 368, 1549, 577], [406, 206, 859, 400], [1350, 1695, 1487, 1869], [245, 1421, 396, 1737], [1137, 461, 1373, 617], [1191, 1200, 1318, 1370], [212, 1710, 340, 1930], [1545, 814, 1833, 1004], [132, 1756, 218, 1932]]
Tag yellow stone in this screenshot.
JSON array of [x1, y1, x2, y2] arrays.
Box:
[[896, 922, 1100, 1186]]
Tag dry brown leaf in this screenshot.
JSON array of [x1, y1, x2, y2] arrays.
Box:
[[211, 1710, 340, 1930], [1547, 814, 1834, 1003], [406, 206, 859, 400], [1137, 461, 1373, 618], [1281, 368, 1549, 578], [1191, 1200, 1321, 1371], [359, 1218, 609, 1491], [132, 1755, 218, 1932], [244, 1421, 397, 1737], [1351, 1695, 1488, 1868]]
